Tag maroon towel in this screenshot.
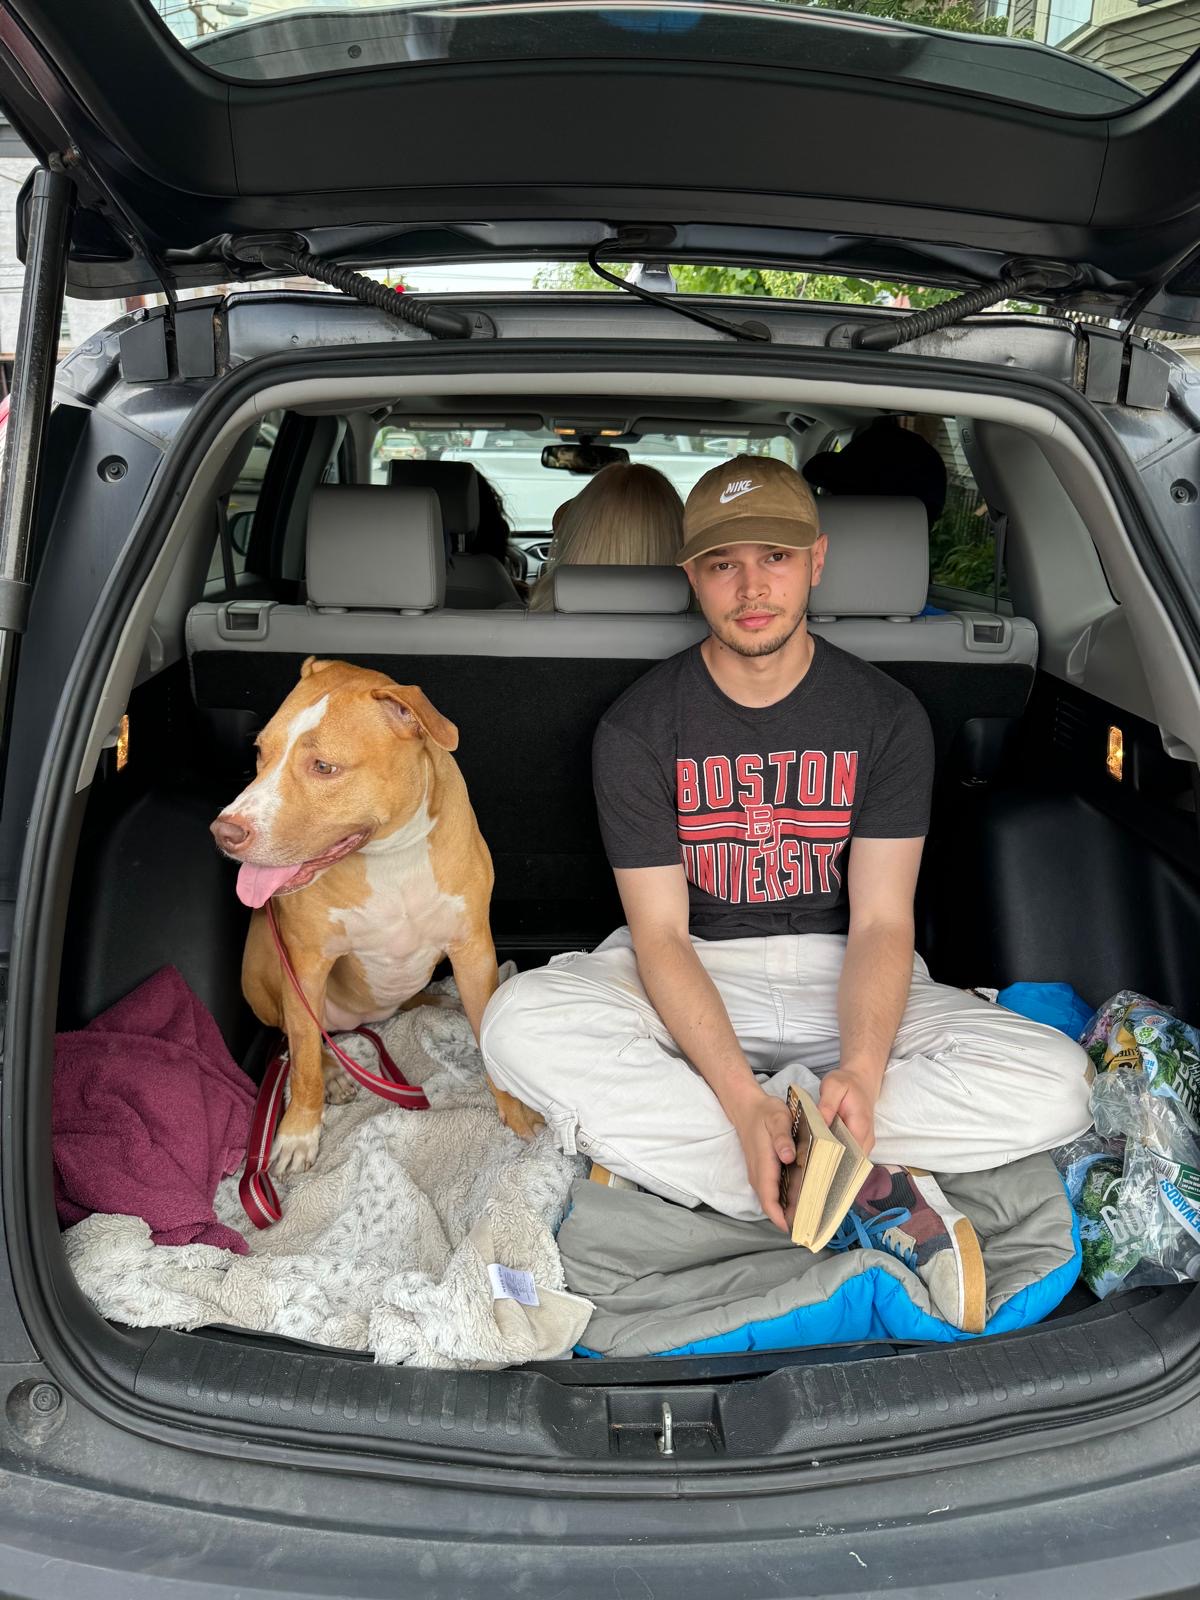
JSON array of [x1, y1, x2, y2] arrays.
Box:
[[53, 966, 256, 1253]]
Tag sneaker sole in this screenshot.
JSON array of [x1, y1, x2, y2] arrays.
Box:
[[910, 1169, 988, 1334], [951, 1215, 987, 1334]]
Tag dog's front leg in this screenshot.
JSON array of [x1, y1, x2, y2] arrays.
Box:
[[451, 931, 545, 1141], [272, 952, 333, 1177]]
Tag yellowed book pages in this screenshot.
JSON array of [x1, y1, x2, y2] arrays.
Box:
[[781, 1086, 874, 1252]]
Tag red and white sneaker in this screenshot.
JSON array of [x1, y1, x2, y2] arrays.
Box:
[[845, 1165, 988, 1333]]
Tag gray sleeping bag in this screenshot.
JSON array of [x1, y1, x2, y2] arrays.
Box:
[[558, 1152, 1081, 1356]]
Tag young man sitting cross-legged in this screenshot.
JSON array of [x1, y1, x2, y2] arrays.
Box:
[[482, 455, 1092, 1332]]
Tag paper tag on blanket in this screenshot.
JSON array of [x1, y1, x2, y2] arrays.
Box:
[[487, 1263, 540, 1307]]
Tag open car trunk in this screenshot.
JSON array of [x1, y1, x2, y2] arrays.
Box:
[[48, 563, 1200, 1463], [4, 306, 1199, 1486]]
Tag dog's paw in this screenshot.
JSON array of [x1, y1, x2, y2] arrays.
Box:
[[489, 1084, 545, 1141], [323, 1063, 358, 1104], [271, 1126, 321, 1176]]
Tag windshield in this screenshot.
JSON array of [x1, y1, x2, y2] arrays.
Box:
[[147, 0, 1196, 114], [371, 425, 797, 532]]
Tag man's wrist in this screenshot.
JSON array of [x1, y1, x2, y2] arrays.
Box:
[[838, 1058, 886, 1097], [717, 1071, 768, 1121]]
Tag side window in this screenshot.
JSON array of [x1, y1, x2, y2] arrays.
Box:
[[920, 416, 1009, 606], [208, 410, 283, 584]]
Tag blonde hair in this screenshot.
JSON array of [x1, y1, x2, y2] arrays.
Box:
[[529, 463, 684, 611]]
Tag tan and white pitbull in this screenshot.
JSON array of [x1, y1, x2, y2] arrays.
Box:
[[210, 656, 541, 1175]]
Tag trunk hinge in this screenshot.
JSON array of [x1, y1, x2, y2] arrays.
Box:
[[118, 300, 220, 385], [1077, 326, 1170, 410]]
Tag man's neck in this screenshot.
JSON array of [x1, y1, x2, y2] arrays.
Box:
[[700, 622, 817, 709]]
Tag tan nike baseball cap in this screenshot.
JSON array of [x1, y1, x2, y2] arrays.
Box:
[[677, 454, 821, 566]]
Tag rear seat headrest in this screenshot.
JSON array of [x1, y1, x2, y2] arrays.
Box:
[[552, 564, 692, 615], [307, 485, 445, 612], [387, 460, 480, 539], [810, 496, 929, 619]]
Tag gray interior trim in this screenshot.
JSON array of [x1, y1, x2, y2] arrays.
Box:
[[186, 602, 1038, 667]]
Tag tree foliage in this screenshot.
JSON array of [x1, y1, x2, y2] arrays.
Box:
[[533, 260, 960, 308]]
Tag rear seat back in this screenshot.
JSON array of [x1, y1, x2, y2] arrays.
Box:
[[187, 492, 1037, 951]]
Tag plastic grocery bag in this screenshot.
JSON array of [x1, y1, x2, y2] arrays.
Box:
[[1054, 991, 1200, 1298]]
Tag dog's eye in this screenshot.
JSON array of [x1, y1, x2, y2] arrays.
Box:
[[312, 759, 339, 777]]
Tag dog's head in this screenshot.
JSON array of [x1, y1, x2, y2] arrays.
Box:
[[210, 657, 458, 907]]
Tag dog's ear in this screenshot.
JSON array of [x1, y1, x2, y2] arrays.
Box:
[[300, 655, 339, 679], [371, 684, 459, 751]]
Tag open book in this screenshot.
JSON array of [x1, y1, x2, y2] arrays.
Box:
[[778, 1085, 874, 1251]]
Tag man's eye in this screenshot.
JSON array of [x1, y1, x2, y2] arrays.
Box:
[[312, 759, 339, 777]]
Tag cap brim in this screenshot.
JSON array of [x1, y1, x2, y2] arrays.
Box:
[[676, 515, 820, 566]]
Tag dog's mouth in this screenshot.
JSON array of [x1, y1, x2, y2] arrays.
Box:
[[234, 829, 370, 909]]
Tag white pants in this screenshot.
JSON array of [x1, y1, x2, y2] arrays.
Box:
[[480, 928, 1094, 1222]]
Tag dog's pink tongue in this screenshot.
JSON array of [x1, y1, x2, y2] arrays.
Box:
[[236, 862, 301, 909]]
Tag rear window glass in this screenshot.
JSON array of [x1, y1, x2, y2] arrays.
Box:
[[371, 424, 797, 533], [145, 0, 1195, 115]]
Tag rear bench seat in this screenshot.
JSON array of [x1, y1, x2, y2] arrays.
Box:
[[186, 487, 1037, 950]]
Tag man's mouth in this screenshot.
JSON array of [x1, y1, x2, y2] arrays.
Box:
[[732, 610, 780, 631], [232, 829, 370, 908]]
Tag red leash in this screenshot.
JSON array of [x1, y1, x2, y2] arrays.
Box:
[[239, 899, 430, 1229]]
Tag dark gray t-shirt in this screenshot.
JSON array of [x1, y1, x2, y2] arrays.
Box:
[[593, 637, 934, 941]]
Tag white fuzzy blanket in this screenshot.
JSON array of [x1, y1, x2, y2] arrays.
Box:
[[64, 986, 593, 1368]]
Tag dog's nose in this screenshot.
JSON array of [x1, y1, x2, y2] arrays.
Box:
[[211, 815, 251, 853]]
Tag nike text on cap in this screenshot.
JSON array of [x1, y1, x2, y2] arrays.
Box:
[[677, 453, 821, 566]]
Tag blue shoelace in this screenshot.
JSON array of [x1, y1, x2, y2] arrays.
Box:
[[828, 1205, 914, 1265]]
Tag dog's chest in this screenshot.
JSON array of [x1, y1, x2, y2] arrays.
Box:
[[326, 829, 467, 1001]]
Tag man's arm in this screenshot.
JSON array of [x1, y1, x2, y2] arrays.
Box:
[[615, 864, 797, 1230], [817, 835, 924, 1154]]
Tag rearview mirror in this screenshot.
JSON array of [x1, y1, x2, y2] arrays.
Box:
[[540, 443, 629, 474]]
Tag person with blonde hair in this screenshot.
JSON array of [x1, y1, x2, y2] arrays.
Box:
[[528, 462, 684, 610]]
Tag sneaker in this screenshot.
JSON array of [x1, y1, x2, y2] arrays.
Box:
[[587, 1160, 640, 1192], [836, 1165, 987, 1334]]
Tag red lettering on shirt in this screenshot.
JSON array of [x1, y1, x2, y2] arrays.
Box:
[[798, 750, 827, 806], [832, 751, 858, 808], [702, 755, 733, 808], [735, 753, 764, 806], [676, 758, 700, 812], [812, 841, 837, 893], [768, 750, 796, 804]]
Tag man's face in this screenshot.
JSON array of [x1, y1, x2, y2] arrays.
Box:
[[686, 537, 827, 658]]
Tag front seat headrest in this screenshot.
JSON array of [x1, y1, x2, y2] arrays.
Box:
[[387, 460, 481, 541], [307, 485, 445, 612]]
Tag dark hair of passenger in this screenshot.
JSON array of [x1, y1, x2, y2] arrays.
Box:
[[472, 473, 513, 563]]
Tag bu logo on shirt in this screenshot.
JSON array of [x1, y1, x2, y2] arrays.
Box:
[[675, 749, 858, 905], [742, 803, 781, 853]]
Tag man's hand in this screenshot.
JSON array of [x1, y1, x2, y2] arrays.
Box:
[[817, 1067, 879, 1157], [727, 1088, 797, 1232]]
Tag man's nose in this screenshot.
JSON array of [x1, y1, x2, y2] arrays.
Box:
[[738, 570, 770, 599], [211, 815, 252, 853]]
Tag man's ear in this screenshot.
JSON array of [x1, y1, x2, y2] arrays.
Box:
[[371, 684, 459, 751], [682, 558, 699, 595], [808, 533, 828, 588]]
